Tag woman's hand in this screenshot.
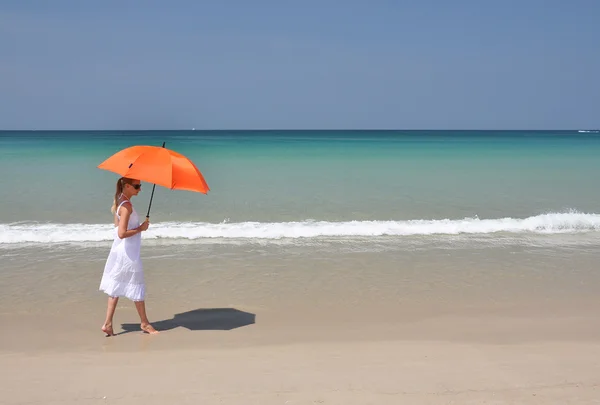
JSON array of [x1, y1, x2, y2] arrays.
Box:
[[138, 219, 150, 232]]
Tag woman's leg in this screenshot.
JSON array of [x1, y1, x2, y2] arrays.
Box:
[[134, 300, 159, 334], [102, 296, 118, 336]]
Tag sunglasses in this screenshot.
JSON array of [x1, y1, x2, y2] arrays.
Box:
[[129, 184, 142, 190]]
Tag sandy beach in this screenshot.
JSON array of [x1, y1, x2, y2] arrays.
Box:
[[3, 338, 600, 404], [1, 243, 600, 404], [3, 0, 600, 399]]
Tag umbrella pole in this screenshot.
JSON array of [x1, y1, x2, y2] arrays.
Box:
[[146, 184, 157, 219], [145, 141, 166, 219]]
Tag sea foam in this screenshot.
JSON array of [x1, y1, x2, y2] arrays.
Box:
[[1, 212, 599, 245]]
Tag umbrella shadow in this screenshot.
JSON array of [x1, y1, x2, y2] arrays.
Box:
[[118, 308, 256, 335]]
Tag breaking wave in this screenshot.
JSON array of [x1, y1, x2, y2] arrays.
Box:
[[1, 212, 600, 245]]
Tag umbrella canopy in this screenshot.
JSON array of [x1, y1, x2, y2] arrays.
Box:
[[98, 143, 209, 217], [98, 144, 209, 193]]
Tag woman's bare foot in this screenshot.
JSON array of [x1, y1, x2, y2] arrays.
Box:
[[141, 323, 159, 334], [101, 324, 115, 337]]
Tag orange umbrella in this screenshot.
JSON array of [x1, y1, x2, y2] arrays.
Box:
[[98, 142, 209, 217]]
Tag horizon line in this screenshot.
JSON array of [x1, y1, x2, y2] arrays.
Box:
[[1, 128, 597, 132]]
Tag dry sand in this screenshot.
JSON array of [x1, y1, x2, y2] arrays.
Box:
[[2, 302, 600, 404], [3, 340, 600, 405]]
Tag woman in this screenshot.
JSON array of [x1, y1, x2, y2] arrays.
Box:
[[99, 177, 158, 336]]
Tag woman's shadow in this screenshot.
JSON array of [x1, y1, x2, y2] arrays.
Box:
[[118, 308, 256, 334]]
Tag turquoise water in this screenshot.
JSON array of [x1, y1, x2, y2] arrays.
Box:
[[1, 130, 600, 246]]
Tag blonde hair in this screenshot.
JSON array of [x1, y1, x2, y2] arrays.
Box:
[[110, 177, 135, 214]]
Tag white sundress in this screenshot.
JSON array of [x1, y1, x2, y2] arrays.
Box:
[[99, 197, 146, 301]]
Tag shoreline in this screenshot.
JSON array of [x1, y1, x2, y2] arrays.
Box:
[[2, 245, 600, 404]]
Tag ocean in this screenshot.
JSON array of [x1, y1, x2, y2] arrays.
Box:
[[1, 130, 600, 250]]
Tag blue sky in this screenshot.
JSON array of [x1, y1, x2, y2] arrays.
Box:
[[1, 0, 599, 130]]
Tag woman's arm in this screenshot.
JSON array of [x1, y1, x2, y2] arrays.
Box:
[[117, 203, 148, 239]]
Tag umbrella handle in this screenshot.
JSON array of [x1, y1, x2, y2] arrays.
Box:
[[146, 183, 157, 218], [145, 141, 166, 219]]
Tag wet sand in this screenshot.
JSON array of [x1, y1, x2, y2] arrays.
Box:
[[1, 243, 600, 404]]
